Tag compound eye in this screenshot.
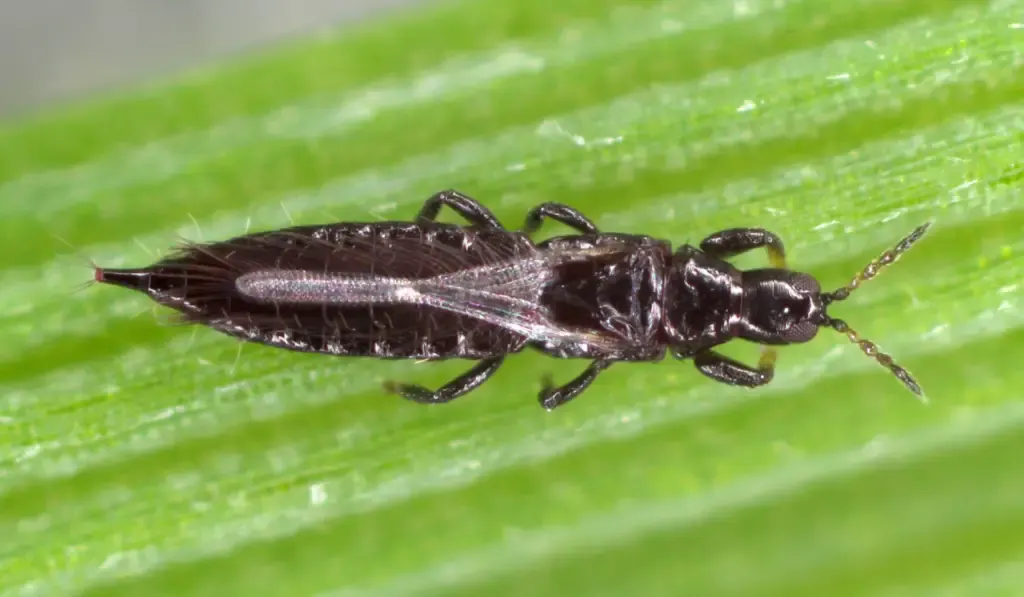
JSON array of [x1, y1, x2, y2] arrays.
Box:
[[791, 273, 821, 295], [781, 319, 818, 342]]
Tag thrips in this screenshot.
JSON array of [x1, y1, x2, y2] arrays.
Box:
[[95, 190, 929, 409]]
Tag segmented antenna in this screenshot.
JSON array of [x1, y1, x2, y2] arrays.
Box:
[[825, 221, 931, 302], [826, 317, 923, 397], [821, 221, 932, 398]]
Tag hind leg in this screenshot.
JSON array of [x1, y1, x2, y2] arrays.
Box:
[[384, 357, 505, 404], [523, 202, 599, 236]]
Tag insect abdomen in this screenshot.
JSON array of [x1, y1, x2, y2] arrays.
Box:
[[96, 221, 534, 360]]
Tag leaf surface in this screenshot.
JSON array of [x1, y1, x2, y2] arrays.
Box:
[[0, 0, 1021, 595]]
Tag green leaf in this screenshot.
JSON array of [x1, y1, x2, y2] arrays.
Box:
[[1, 0, 1021, 595]]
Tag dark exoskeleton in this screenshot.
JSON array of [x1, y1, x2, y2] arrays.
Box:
[[95, 190, 928, 409]]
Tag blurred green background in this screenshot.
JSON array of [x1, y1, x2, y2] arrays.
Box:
[[0, 0, 1021, 595]]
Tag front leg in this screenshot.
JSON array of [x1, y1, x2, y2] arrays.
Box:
[[671, 332, 725, 361], [699, 228, 787, 268], [384, 357, 504, 404], [696, 229, 784, 384], [523, 202, 599, 235], [538, 359, 612, 410], [693, 348, 775, 387], [416, 189, 506, 229]]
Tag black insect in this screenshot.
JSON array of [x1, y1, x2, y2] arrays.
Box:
[[94, 190, 929, 409]]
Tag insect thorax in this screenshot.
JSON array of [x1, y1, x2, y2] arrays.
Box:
[[663, 248, 744, 351], [536, 238, 670, 359]]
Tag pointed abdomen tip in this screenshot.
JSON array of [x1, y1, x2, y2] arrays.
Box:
[[91, 267, 153, 293]]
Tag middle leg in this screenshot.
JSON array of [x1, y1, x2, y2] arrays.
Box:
[[416, 189, 506, 229], [538, 359, 612, 410], [522, 202, 599, 236]]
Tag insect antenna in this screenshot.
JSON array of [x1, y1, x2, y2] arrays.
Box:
[[822, 221, 931, 302], [821, 316, 924, 400], [819, 221, 932, 400]]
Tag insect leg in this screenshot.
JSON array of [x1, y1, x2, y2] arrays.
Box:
[[384, 356, 505, 404], [692, 349, 774, 387], [538, 359, 612, 410], [698, 228, 786, 269], [522, 202, 599, 235], [416, 189, 506, 229]]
